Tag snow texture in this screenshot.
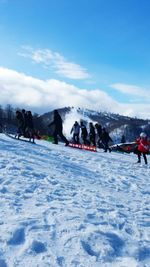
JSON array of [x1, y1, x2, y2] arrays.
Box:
[[0, 134, 150, 267]]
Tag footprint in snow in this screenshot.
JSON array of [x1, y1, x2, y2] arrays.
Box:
[[81, 231, 124, 262], [0, 259, 7, 267], [30, 240, 47, 254], [7, 227, 25, 246]]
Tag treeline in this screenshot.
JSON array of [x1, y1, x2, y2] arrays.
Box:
[[0, 104, 46, 134], [0, 104, 38, 123], [0, 104, 17, 123]]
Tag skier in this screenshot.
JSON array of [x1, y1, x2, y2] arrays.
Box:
[[95, 123, 102, 148], [89, 122, 96, 146], [48, 110, 69, 146], [136, 132, 150, 164], [70, 121, 80, 144], [26, 111, 35, 143], [80, 121, 88, 145], [15, 110, 24, 139], [101, 127, 112, 152]]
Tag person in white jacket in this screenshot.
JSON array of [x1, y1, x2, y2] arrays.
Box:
[[70, 121, 80, 144]]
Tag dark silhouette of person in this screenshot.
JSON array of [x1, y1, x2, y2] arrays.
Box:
[[21, 109, 28, 136], [15, 110, 24, 139], [89, 122, 96, 146], [70, 121, 80, 144], [80, 121, 88, 145], [95, 123, 102, 148], [26, 111, 35, 143], [101, 128, 112, 152], [0, 122, 2, 128], [48, 110, 69, 146]]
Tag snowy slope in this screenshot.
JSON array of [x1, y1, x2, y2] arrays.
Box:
[[0, 134, 150, 267]]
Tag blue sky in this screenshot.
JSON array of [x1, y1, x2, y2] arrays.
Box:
[[0, 0, 150, 118]]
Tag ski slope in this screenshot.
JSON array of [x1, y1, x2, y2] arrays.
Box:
[[0, 134, 150, 267]]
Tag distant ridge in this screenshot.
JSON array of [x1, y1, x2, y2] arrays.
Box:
[[40, 107, 150, 142]]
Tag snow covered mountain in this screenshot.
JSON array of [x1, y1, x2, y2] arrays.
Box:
[[40, 107, 150, 142], [0, 133, 150, 267]]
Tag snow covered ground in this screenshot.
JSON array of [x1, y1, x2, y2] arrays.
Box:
[[0, 134, 150, 267]]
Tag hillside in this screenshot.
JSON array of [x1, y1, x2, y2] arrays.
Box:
[[0, 134, 150, 267]]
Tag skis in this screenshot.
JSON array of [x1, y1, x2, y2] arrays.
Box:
[[68, 143, 97, 152], [5, 133, 36, 144]]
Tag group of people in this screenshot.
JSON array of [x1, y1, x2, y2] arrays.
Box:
[[48, 110, 149, 164], [15, 109, 35, 142], [70, 120, 112, 152], [47, 110, 112, 152], [13, 109, 150, 164]]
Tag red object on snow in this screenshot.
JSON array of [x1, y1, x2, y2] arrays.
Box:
[[68, 143, 97, 152]]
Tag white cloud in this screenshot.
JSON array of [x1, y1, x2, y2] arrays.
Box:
[[18, 46, 89, 80], [0, 67, 150, 119], [110, 83, 149, 98], [117, 103, 150, 119]]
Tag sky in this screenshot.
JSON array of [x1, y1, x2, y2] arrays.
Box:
[[0, 0, 150, 118]]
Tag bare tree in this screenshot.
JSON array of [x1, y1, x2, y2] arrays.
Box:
[[5, 104, 14, 122], [0, 105, 4, 120]]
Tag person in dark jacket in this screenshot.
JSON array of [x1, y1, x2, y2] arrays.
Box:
[[0, 122, 3, 133], [48, 110, 69, 146], [80, 121, 88, 145], [26, 111, 35, 142], [95, 123, 102, 148], [22, 109, 28, 136], [70, 121, 80, 144], [101, 128, 112, 152], [89, 122, 96, 146], [15, 110, 24, 139]]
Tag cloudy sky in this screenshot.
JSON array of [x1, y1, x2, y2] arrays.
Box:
[[0, 0, 150, 118]]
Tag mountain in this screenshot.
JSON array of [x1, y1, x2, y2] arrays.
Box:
[[40, 107, 150, 142]]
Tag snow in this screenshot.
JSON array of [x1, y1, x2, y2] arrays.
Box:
[[63, 108, 97, 138], [0, 134, 150, 267]]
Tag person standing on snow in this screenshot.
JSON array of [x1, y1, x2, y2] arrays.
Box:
[[15, 110, 24, 139], [89, 122, 96, 146], [101, 128, 112, 152], [26, 111, 35, 143], [0, 122, 3, 132], [70, 121, 80, 144], [80, 121, 88, 145], [95, 123, 102, 148], [48, 110, 69, 146], [136, 132, 150, 164], [21, 109, 28, 136]]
